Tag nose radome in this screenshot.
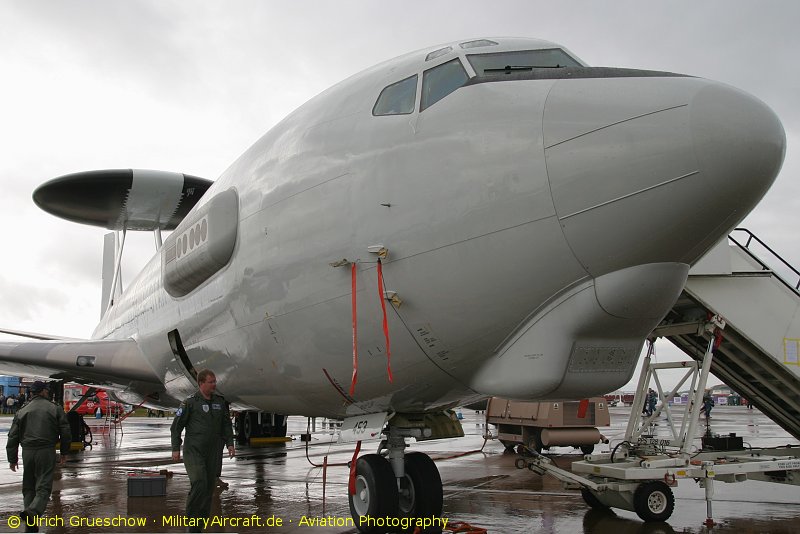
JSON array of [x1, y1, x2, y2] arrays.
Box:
[[544, 75, 786, 278], [690, 82, 786, 212]]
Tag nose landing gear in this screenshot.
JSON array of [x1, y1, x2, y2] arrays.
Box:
[[347, 413, 459, 533], [348, 450, 444, 533]]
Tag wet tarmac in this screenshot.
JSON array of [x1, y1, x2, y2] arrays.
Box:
[[0, 405, 798, 533]]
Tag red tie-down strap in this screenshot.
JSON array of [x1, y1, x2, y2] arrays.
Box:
[[348, 440, 362, 495], [350, 262, 359, 397], [377, 259, 393, 383]]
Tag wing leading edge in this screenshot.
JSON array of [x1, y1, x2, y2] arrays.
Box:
[[0, 337, 163, 393], [0, 327, 80, 341]]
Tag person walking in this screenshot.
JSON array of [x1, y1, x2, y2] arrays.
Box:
[[647, 389, 658, 416], [171, 369, 235, 532], [6, 381, 72, 533], [701, 392, 715, 419]]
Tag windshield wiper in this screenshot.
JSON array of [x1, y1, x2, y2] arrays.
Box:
[[483, 65, 563, 74]]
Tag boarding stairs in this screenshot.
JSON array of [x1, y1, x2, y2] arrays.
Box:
[[653, 228, 800, 440]]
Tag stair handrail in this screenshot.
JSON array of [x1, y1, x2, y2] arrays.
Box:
[[729, 228, 800, 294]]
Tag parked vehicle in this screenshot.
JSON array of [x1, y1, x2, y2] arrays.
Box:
[[63, 384, 124, 417]]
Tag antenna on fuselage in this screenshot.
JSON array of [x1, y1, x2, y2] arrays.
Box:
[[101, 225, 163, 316], [101, 230, 126, 316]]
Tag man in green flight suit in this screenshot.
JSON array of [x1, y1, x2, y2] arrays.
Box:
[[7, 381, 72, 533], [171, 369, 235, 532]]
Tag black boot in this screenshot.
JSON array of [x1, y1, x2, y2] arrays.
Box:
[[19, 511, 38, 533]]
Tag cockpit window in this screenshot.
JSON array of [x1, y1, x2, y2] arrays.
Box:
[[467, 49, 581, 75], [460, 39, 498, 49], [373, 74, 418, 116], [426, 46, 452, 61], [421, 58, 469, 111]]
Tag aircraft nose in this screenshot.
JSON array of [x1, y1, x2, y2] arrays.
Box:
[[544, 75, 785, 277], [689, 81, 785, 214]]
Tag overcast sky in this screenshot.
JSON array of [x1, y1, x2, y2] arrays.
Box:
[[1, 1, 798, 391]]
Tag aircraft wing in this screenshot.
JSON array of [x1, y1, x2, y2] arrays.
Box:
[[0, 337, 163, 391], [0, 327, 81, 341]]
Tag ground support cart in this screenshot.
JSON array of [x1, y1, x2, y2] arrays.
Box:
[[518, 317, 800, 525], [487, 396, 610, 455], [523, 445, 800, 524]]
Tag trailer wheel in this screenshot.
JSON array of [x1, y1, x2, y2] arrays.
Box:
[[580, 487, 609, 510], [499, 440, 516, 451], [633, 481, 674, 522], [580, 444, 595, 455], [527, 429, 543, 454]]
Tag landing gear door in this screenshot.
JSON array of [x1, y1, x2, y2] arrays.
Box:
[[339, 412, 388, 443]]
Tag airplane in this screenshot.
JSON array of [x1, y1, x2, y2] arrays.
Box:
[[0, 37, 786, 531]]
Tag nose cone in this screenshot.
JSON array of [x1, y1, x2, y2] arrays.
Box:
[[544, 75, 785, 277], [690, 82, 786, 218]]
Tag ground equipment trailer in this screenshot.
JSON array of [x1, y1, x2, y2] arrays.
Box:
[[487, 397, 610, 455], [519, 317, 800, 524]]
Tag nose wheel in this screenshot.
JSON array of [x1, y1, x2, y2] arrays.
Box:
[[399, 452, 443, 532], [349, 454, 399, 533], [349, 451, 444, 533]]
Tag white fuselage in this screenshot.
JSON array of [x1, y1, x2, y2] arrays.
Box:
[[92, 38, 785, 418]]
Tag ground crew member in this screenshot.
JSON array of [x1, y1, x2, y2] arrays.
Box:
[[701, 393, 715, 418], [6, 381, 71, 533], [171, 369, 235, 532]]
